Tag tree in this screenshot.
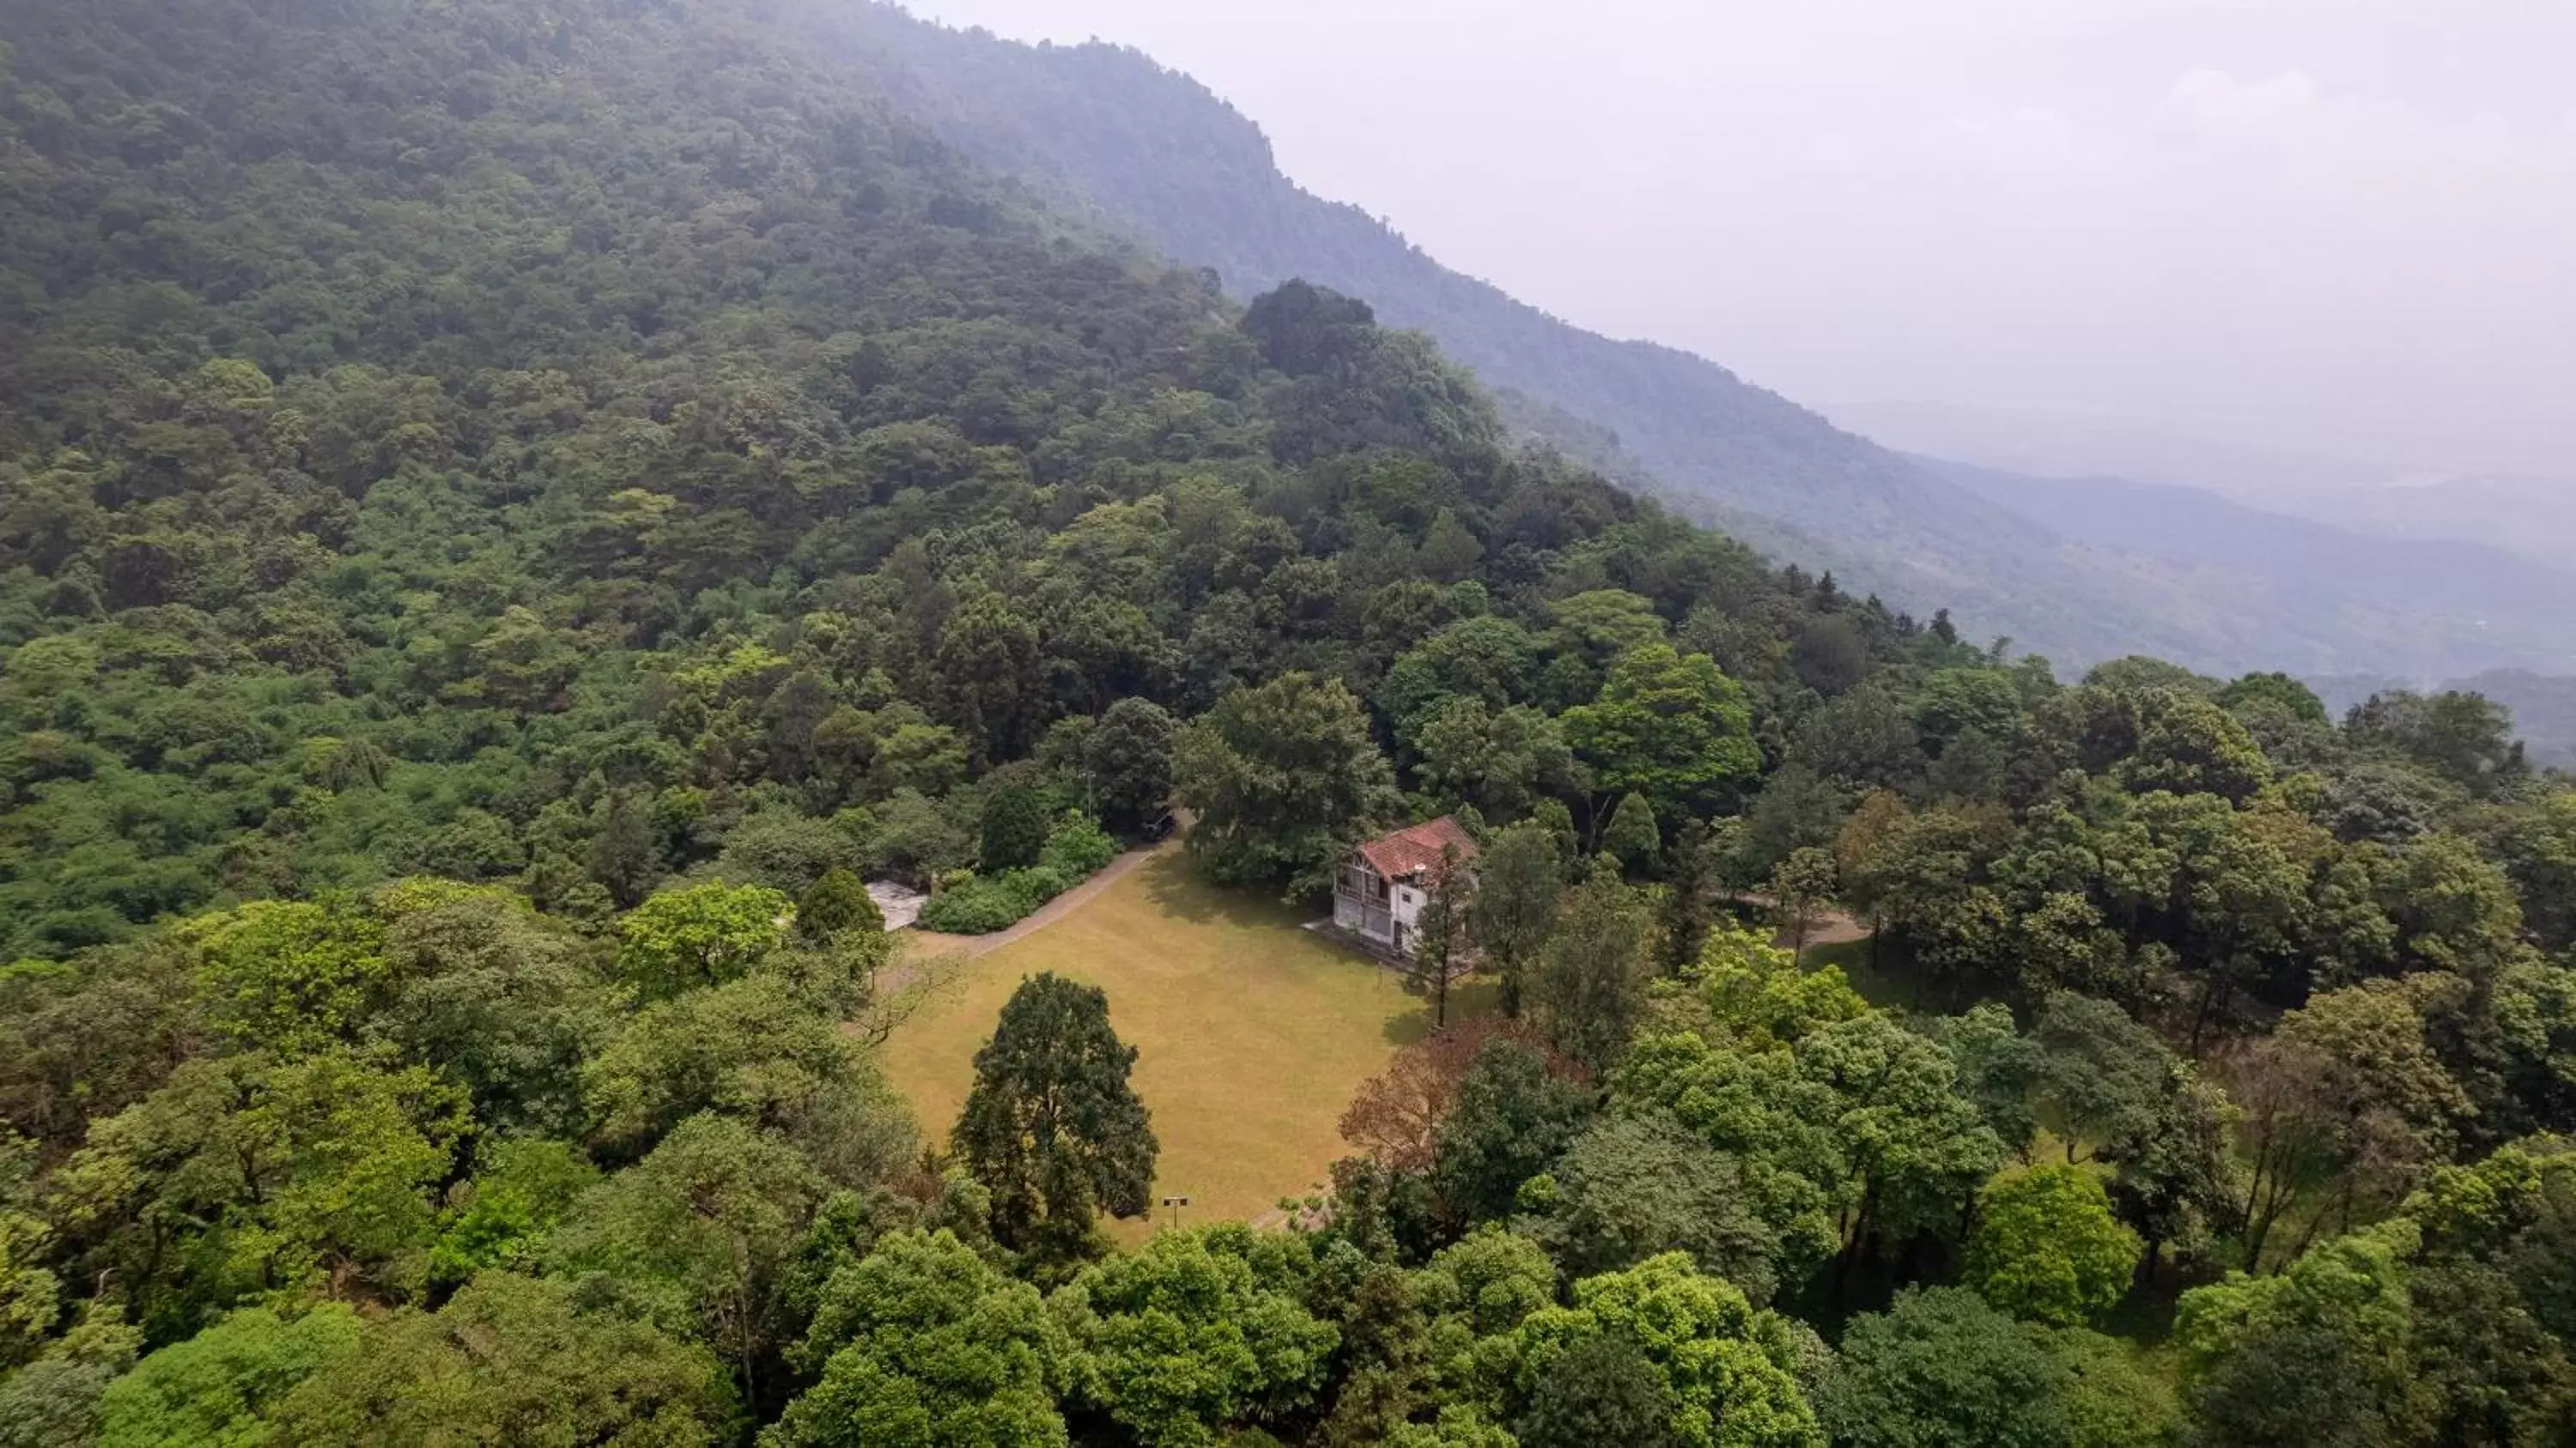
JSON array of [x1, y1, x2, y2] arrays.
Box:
[[369, 879, 611, 1139], [2174, 1223, 2422, 1447], [1795, 1013, 2006, 1272], [1050, 1226, 1340, 1447], [775, 1228, 1067, 1448], [546, 1114, 827, 1417], [1340, 1020, 1558, 1175], [799, 867, 884, 941], [954, 974, 1158, 1256], [1765, 848, 1838, 962], [264, 1273, 737, 1446], [1173, 672, 1397, 891], [935, 593, 1047, 764], [1820, 1288, 2073, 1448], [180, 898, 387, 1056], [1658, 817, 1725, 976], [1512, 1331, 1684, 1448], [95, 1306, 362, 1447], [1600, 792, 1661, 874], [615, 882, 793, 1002], [1430, 1037, 1597, 1228], [1560, 644, 1761, 822], [1522, 1115, 1787, 1300], [1085, 697, 1176, 837], [1413, 699, 1577, 823], [1492, 1253, 1823, 1448], [980, 785, 1052, 872], [53, 1054, 469, 1332], [1412, 845, 1473, 1030], [2031, 992, 2175, 1165], [582, 973, 915, 1177], [1469, 822, 1563, 1017], [1963, 1166, 2142, 1327], [1528, 861, 1655, 1074]]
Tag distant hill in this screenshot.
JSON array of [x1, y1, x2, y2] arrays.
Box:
[[1927, 459, 2576, 678], [1844, 398, 2576, 572], [798, 6, 2576, 677]]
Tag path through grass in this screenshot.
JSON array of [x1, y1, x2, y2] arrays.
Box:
[[877, 848, 1470, 1232]]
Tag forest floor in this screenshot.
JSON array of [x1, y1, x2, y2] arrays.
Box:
[[874, 848, 1485, 1236]]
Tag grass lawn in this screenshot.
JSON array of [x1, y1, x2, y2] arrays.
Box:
[[876, 847, 1482, 1234]]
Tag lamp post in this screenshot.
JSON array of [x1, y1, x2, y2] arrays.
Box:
[[1160, 1194, 1192, 1231]]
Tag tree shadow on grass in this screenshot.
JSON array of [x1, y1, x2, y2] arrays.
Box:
[[1382, 976, 1502, 1047], [1138, 849, 1321, 932]]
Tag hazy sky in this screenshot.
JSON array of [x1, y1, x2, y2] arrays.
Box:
[[901, 0, 2576, 479]]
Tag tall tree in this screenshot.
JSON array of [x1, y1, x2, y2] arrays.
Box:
[[1528, 861, 1655, 1074], [1173, 672, 1397, 892], [1084, 697, 1176, 837], [1559, 644, 1761, 824], [1470, 822, 1564, 1018], [953, 974, 1157, 1262]]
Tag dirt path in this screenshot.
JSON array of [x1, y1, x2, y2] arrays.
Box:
[[903, 840, 1176, 961]]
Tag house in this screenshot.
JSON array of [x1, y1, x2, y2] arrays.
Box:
[[1334, 817, 1479, 958]]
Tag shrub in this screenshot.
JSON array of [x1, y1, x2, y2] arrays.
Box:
[[1042, 814, 1120, 877], [914, 823, 1114, 935]]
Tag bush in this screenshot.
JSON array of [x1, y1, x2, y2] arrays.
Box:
[[914, 818, 1117, 934], [1041, 814, 1120, 877]]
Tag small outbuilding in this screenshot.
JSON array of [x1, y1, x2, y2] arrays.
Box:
[[1333, 817, 1478, 958]]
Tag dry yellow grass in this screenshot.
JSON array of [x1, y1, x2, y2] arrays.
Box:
[[875, 847, 1478, 1232]]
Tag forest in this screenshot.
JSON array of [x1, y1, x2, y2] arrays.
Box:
[[3, 0, 2575, 1445]]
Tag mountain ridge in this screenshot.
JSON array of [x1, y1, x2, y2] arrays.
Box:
[[807, 4, 2576, 678]]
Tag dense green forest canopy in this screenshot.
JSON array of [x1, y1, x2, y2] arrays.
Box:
[[3, 1, 2576, 1445]]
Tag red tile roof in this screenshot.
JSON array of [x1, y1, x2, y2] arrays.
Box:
[[1355, 817, 1479, 883]]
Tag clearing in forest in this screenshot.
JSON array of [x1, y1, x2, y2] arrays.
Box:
[[877, 847, 1468, 1231]]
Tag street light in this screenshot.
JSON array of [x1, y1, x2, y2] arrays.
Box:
[[1160, 1194, 1192, 1230]]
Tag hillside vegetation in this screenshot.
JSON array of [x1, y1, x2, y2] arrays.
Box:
[[3, 2, 2576, 1446], [812, 4, 2573, 678]]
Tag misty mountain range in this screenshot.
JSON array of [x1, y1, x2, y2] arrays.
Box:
[[816, 4, 2576, 697]]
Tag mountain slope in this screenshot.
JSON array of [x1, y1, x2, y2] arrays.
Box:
[[807, 7, 2306, 669], [775, 3, 2576, 678], [1928, 460, 2576, 678]]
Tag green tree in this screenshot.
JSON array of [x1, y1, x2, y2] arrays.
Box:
[[799, 867, 884, 941], [1050, 1226, 1340, 1448], [1528, 861, 1655, 1074], [1430, 1037, 1597, 1228], [1174, 672, 1397, 891], [264, 1273, 737, 1446], [1964, 1165, 2142, 1327], [1085, 697, 1176, 837], [1413, 699, 1578, 823], [547, 1114, 828, 1417], [182, 898, 387, 1056], [775, 1228, 1067, 1448], [1765, 847, 1838, 962], [981, 786, 1054, 872], [1493, 1253, 1822, 1448], [955, 974, 1158, 1256], [54, 1054, 469, 1332], [1512, 1331, 1684, 1448], [1820, 1287, 2073, 1448], [1601, 792, 1662, 874], [1560, 644, 1760, 822], [1469, 821, 1564, 1017], [582, 972, 915, 1178], [95, 1305, 364, 1448], [615, 882, 793, 1002], [2174, 1223, 2422, 1448], [1522, 1115, 1787, 1301]]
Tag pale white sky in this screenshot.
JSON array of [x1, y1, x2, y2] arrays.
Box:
[[897, 0, 2576, 478]]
